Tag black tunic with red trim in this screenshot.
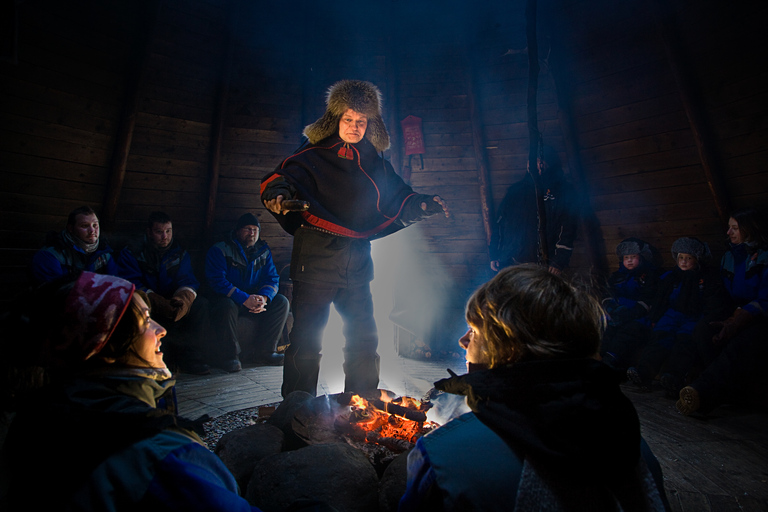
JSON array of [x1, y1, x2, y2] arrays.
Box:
[[261, 135, 438, 287]]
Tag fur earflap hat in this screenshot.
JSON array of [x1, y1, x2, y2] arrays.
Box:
[[616, 237, 653, 263], [303, 79, 390, 152], [671, 237, 711, 263]]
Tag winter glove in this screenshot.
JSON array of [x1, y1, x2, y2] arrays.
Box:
[[419, 195, 446, 216], [710, 307, 753, 345], [147, 292, 176, 320], [169, 288, 196, 322]]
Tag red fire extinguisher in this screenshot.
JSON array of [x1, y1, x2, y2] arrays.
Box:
[[400, 115, 425, 182]]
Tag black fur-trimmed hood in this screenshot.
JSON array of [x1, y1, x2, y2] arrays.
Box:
[[303, 79, 390, 152]]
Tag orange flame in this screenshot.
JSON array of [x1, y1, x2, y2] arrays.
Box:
[[346, 393, 438, 444]]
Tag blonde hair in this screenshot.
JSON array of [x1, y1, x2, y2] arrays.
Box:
[[465, 265, 604, 368]]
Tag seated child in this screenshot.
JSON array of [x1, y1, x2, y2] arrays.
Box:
[[600, 237, 661, 371], [627, 237, 723, 392]]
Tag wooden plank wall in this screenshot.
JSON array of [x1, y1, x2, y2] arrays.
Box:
[[548, 0, 768, 273], [1, 0, 766, 341], [0, 0, 136, 296]]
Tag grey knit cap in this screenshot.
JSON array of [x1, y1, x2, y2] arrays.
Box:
[[671, 237, 711, 262], [303, 80, 390, 152], [616, 237, 653, 263]]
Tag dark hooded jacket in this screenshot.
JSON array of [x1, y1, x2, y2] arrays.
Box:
[[261, 135, 440, 286], [490, 169, 579, 270], [399, 359, 669, 511]]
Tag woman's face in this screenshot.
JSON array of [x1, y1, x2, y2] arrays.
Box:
[[459, 323, 490, 368], [124, 294, 167, 369], [727, 217, 744, 244]]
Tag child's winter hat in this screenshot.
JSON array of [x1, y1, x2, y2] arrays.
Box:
[[671, 237, 711, 262], [616, 237, 653, 263]]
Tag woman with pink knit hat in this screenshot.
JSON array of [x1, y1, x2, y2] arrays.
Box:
[[1, 272, 272, 510]]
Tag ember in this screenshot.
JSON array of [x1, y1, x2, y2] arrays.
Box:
[[292, 390, 440, 462], [336, 390, 439, 447]]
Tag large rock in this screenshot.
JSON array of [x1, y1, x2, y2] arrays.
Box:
[[215, 423, 284, 494], [267, 391, 315, 450], [378, 450, 411, 512], [246, 443, 379, 512]]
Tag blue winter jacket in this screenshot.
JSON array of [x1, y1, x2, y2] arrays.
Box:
[[118, 239, 200, 297], [5, 370, 261, 511], [721, 243, 768, 318], [205, 237, 280, 305], [399, 359, 670, 512], [30, 230, 118, 286]]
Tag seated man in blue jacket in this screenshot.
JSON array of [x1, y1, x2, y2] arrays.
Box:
[[117, 211, 211, 375], [30, 205, 119, 286], [205, 213, 289, 372]]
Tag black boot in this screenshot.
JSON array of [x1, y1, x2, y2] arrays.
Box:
[[282, 353, 321, 398], [343, 352, 380, 394]]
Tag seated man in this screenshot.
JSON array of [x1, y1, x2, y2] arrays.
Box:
[[117, 211, 210, 375], [205, 213, 289, 372], [399, 265, 670, 511], [30, 205, 119, 286]]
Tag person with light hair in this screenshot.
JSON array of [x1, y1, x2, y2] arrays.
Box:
[[399, 265, 670, 511]]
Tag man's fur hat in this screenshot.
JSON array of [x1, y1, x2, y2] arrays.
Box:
[[303, 80, 390, 152]]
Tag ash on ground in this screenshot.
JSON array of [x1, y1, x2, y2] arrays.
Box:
[[199, 404, 278, 450]]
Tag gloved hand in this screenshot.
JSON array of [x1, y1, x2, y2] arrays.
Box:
[[169, 288, 196, 322], [710, 308, 753, 345], [420, 195, 449, 217], [147, 292, 176, 320]]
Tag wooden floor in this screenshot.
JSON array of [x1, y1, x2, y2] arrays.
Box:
[[175, 357, 768, 512]]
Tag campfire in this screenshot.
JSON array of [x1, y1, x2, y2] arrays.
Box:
[[334, 391, 438, 452], [292, 390, 440, 465]]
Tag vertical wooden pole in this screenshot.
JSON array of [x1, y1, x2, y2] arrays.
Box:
[[650, 0, 730, 221], [547, 35, 610, 275], [102, 0, 162, 229], [525, 0, 549, 266], [204, 0, 239, 245]]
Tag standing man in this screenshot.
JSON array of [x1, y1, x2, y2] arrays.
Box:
[[117, 211, 211, 375], [489, 145, 579, 275], [30, 205, 119, 286], [205, 212, 289, 373], [261, 79, 449, 397]]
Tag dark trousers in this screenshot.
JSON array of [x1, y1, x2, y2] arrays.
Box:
[[208, 294, 289, 363], [282, 281, 379, 398], [601, 320, 652, 370], [692, 318, 768, 412], [161, 295, 209, 368]]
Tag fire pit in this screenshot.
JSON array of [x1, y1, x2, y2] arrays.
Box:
[[292, 390, 440, 467]]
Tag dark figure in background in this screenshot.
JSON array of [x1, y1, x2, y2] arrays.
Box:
[[489, 145, 579, 275], [627, 237, 728, 392], [1, 272, 264, 510], [205, 213, 289, 373], [261, 79, 449, 397], [398, 265, 670, 511], [600, 237, 661, 372], [672, 208, 768, 415], [29, 205, 119, 286], [117, 211, 211, 375]]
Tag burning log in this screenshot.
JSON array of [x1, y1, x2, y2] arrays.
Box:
[[369, 399, 427, 423]]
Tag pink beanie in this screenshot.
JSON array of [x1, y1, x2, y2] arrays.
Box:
[[60, 272, 135, 361]]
